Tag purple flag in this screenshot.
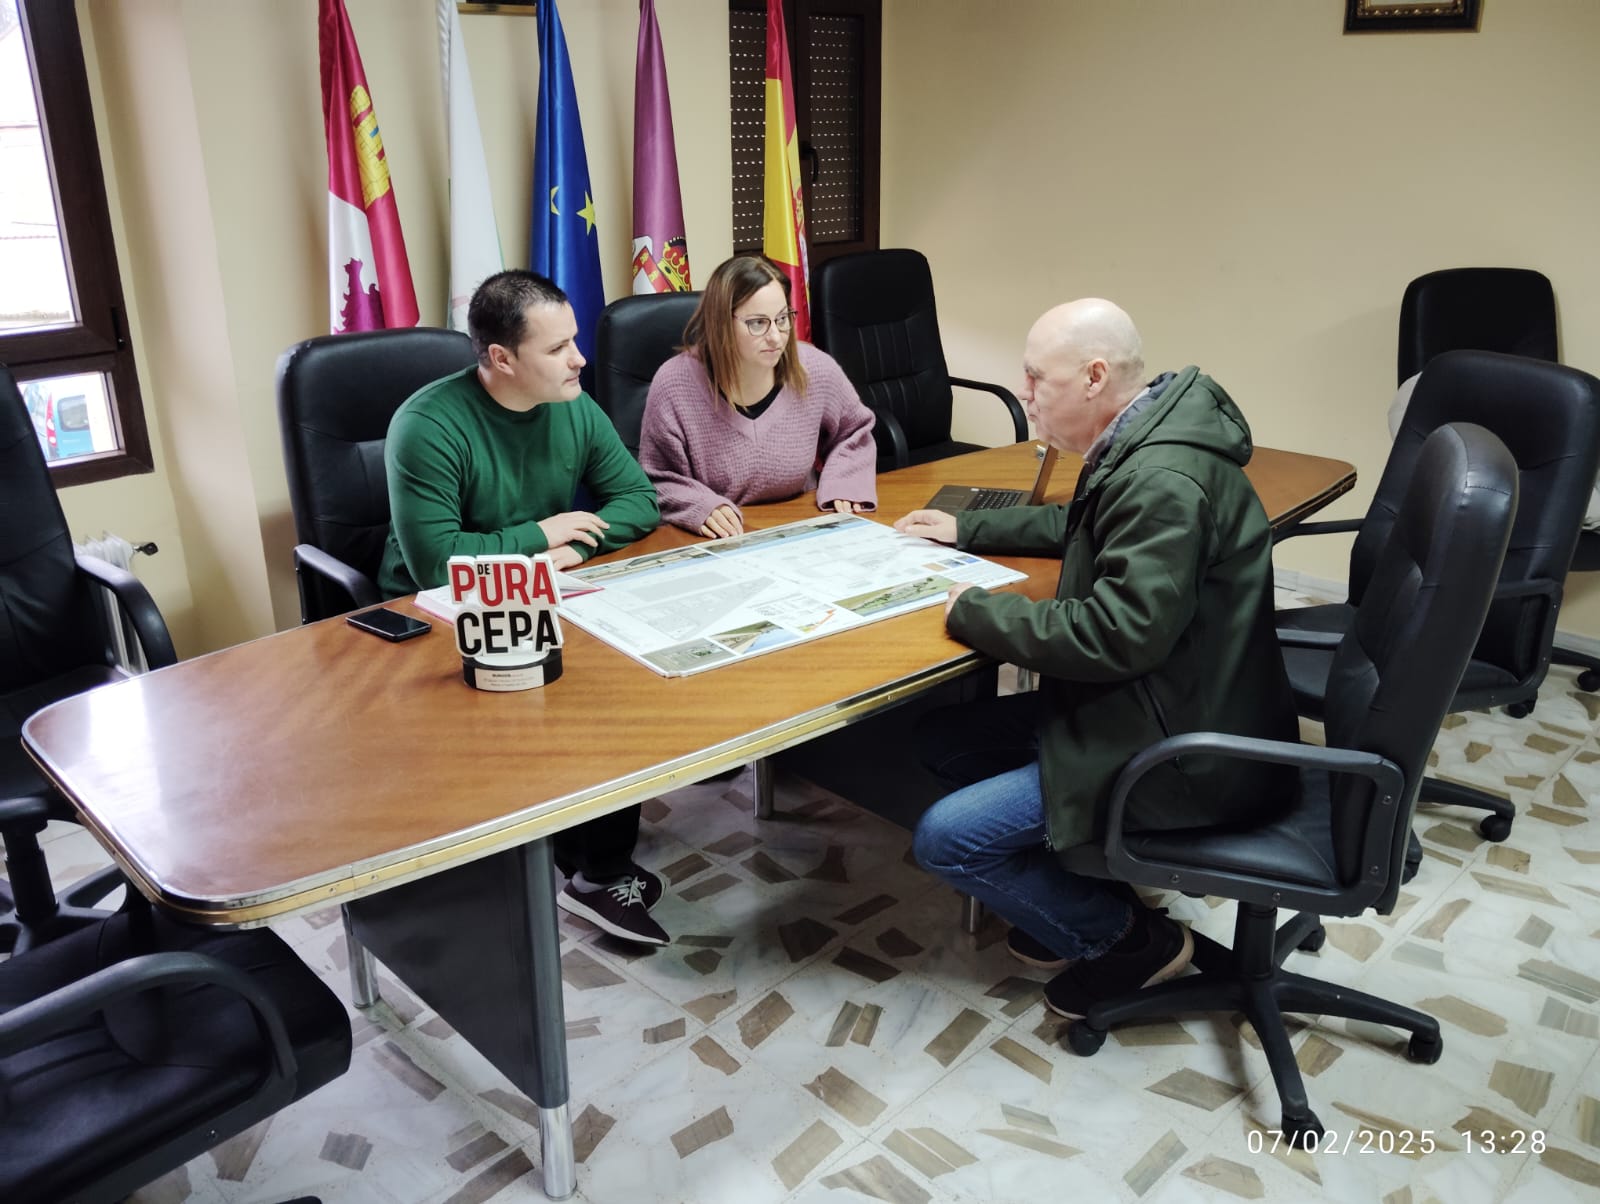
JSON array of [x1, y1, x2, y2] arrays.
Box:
[[631, 0, 692, 294]]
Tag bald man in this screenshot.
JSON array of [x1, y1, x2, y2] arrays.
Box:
[[895, 300, 1296, 1020]]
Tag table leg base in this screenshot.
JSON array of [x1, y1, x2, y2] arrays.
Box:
[[540, 1103, 577, 1199]]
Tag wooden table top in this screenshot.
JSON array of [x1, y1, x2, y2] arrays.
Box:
[[24, 441, 1353, 925]]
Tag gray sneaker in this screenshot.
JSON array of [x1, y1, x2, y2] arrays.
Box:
[[558, 878, 669, 946]]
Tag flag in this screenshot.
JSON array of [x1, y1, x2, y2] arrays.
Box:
[[437, 0, 503, 332], [530, 0, 604, 373], [319, 0, 418, 333], [631, 0, 691, 296], [763, 0, 809, 341]]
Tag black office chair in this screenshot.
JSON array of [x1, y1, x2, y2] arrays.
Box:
[[1398, 267, 1600, 693], [1275, 350, 1600, 841], [0, 902, 351, 1203], [1, 365, 178, 955], [277, 327, 478, 622], [593, 291, 702, 458], [810, 249, 1027, 471], [1062, 422, 1519, 1146], [1398, 267, 1558, 383]]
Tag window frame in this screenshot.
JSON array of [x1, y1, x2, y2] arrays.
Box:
[[729, 0, 882, 266], [4, 0, 151, 486]]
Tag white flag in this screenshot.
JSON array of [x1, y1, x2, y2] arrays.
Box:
[[437, 0, 502, 332]]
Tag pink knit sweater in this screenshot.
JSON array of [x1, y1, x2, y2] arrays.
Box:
[[640, 342, 879, 533]]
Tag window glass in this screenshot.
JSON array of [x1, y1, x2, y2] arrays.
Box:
[[0, 0, 74, 333], [21, 369, 115, 462]]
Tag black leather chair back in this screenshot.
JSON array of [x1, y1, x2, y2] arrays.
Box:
[[276, 328, 476, 613], [0, 367, 104, 692], [1325, 423, 1516, 896], [1346, 350, 1600, 691], [812, 249, 957, 457], [593, 292, 701, 457], [1398, 268, 1557, 383]]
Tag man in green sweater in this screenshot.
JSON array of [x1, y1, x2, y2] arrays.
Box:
[[379, 269, 667, 946], [895, 298, 1297, 1018]]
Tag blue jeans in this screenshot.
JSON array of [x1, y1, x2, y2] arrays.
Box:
[[912, 697, 1132, 962]]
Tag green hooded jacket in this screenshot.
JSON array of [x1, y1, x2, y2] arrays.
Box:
[[949, 366, 1298, 852]]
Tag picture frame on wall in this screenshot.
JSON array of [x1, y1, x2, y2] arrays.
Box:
[[1344, 0, 1482, 32]]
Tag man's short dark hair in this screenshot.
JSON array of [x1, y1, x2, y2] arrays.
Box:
[[468, 270, 569, 363]]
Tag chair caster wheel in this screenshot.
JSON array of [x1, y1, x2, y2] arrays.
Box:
[[1477, 815, 1512, 842], [1283, 1113, 1326, 1149], [1406, 1031, 1444, 1064], [1578, 669, 1600, 693], [1505, 700, 1533, 719], [1297, 924, 1326, 954], [1066, 1021, 1106, 1056]]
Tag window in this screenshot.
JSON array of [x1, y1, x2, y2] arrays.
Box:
[[730, 0, 881, 266], [0, 0, 150, 486]]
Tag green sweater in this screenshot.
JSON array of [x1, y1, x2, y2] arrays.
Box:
[[950, 366, 1298, 852], [378, 367, 660, 596]]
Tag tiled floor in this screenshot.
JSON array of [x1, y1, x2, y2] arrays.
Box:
[[29, 590, 1600, 1203]]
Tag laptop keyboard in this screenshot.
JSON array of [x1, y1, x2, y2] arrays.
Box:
[[968, 488, 1026, 510]]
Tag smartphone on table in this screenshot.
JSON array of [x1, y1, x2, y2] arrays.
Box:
[[346, 606, 431, 642]]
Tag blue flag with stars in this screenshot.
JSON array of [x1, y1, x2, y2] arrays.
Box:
[[530, 0, 603, 388]]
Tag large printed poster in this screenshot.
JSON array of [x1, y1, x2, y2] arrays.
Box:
[[559, 514, 1026, 677]]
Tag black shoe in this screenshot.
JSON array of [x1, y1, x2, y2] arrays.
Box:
[[630, 864, 664, 911], [1043, 907, 1192, 1020], [557, 879, 670, 946], [1006, 926, 1070, 971]]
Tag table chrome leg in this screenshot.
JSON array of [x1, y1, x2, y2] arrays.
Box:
[[754, 757, 775, 819], [539, 1102, 577, 1199], [961, 894, 984, 935], [524, 838, 575, 1200], [342, 903, 380, 1008]]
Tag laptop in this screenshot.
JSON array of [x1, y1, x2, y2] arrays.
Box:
[[924, 445, 1060, 514]]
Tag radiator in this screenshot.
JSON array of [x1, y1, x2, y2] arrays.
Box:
[[75, 533, 154, 675]]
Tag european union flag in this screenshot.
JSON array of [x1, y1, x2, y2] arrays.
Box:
[[530, 0, 603, 391]]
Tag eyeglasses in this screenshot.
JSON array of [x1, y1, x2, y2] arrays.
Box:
[[736, 309, 796, 337]]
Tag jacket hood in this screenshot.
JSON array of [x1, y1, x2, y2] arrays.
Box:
[[1090, 366, 1254, 486]]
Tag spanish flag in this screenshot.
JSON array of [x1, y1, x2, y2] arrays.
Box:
[[762, 0, 810, 341], [319, 0, 418, 333]]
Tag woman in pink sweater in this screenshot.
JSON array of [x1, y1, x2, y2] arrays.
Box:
[[641, 255, 878, 537]]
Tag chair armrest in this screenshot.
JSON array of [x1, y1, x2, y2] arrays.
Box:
[[1105, 731, 1403, 844], [74, 554, 178, 670], [1102, 731, 1406, 903], [866, 405, 910, 471], [1491, 576, 1562, 604], [0, 795, 52, 829], [1275, 628, 1343, 650], [1271, 517, 1363, 545], [293, 544, 382, 621], [949, 376, 1028, 443], [0, 950, 297, 1086], [1490, 575, 1564, 693]]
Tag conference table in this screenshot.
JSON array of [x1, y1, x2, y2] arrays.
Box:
[[23, 439, 1354, 1200]]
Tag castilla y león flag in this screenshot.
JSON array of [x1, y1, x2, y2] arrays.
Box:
[[763, 0, 809, 340], [320, 0, 418, 333], [631, 0, 691, 296]]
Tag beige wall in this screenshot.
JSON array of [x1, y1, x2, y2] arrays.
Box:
[[68, 0, 732, 656], [59, 0, 1600, 654], [880, 0, 1600, 631]]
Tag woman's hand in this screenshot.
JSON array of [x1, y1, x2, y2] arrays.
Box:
[[830, 499, 868, 515], [699, 504, 744, 540]]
